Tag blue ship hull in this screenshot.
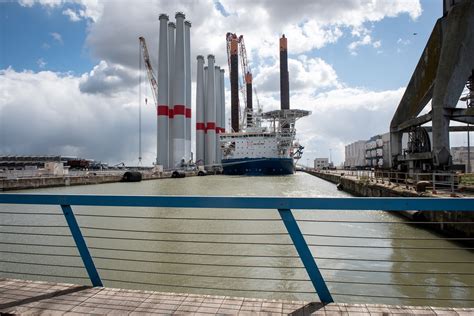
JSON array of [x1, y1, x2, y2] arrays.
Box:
[[222, 158, 294, 175]]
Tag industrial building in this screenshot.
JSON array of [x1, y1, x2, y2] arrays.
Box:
[[451, 146, 474, 172], [313, 158, 329, 170], [344, 141, 366, 169]]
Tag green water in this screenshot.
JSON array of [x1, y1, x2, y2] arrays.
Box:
[[1, 172, 473, 307]]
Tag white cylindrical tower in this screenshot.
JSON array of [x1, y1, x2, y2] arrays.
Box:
[[205, 55, 216, 167], [167, 21, 176, 168], [214, 65, 222, 164], [172, 12, 186, 168], [184, 20, 192, 162], [204, 66, 208, 112], [157, 14, 169, 168], [220, 69, 225, 133], [195, 55, 205, 165]]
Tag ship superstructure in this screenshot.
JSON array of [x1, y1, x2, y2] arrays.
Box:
[[219, 34, 310, 175], [220, 109, 309, 175]]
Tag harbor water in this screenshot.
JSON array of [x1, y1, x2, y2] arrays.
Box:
[[1, 172, 473, 307]]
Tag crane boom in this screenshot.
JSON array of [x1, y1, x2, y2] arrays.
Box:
[[139, 36, 158, 106]]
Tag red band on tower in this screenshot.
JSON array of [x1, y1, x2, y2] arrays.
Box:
[[173, 105, 186, 115], [196, 123, 205, 130], [157, 105, 169, 116], [206, 122, 216, 132]]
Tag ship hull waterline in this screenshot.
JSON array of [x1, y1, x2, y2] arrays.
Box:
[[222, 158, 294, 175]]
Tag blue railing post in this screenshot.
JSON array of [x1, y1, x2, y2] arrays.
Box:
[[278, 208, 333, 303], [60, 204, 103, 287]]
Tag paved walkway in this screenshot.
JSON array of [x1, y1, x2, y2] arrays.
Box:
[[0, 278, 472, 315]]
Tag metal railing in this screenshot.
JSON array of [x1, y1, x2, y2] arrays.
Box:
[[373, 171, 460, 193], [316, 169, 468, 194], [0, 194, 473, 306]]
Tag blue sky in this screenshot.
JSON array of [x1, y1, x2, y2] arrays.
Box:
[[2, 1, 440, 88], [1, 2, 94, 73], [0, 0, 458, 165]]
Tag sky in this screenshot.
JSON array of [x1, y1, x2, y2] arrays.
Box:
[[0, 0, 466, 166]]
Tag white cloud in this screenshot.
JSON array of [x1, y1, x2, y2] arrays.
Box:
[[19, 0, 103, 22], [36, 58, 47, 68], [348, 34, 382, 55], [397, 38, 410, 46], [50, 32, 63, 44], [0, 67, 154, 165], [62, 8, 81, 22], [79, 60, 139, 95], [291, 87, 406, 164], [18, 0, 62, 7], [254, 56, 340, 93], [8, 0, 426, 165]]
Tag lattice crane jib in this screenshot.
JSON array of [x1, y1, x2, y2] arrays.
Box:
[[139, 36, 158, 107]]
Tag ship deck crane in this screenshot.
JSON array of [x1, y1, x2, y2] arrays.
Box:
[[226, 33, 257, 129]]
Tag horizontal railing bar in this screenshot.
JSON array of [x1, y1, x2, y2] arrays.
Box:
[[0, 212, 61, 216], [0, 251, 305, 269], [314, 256, 473, 264], [0, 259, 84, 268], [0, 232, 71, 237], [81, 226, 286, 235], [84, 235, 290, 245], [100, 278, 316, 294], [0, 270, 89, 280], [297, 220, 474, 224], [307, 244, 474, 250], [19, 231, 470, 245], [1, 248, 470, 265], [0, 225, 69, 228], [97, 267, 309, 282], [78, 214, 280, 221], [0, 232, 293, 245], [93, 256, 304, 269], [0, 242, 75, 248], [304, 233, 474, 241], [0, 229, 288, 237], [319, 267, 474, 275], [324, 279, 474, 288], [1, 194, 473, 211], [0, 244, 299, 258], [331, 292, 474, 301], [0, 213, 281, 221], [88, 246, 300, 258], [85, 236, 292, 246], [0, 250, 79, 257]]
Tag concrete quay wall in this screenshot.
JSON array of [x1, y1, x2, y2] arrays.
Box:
[[0, 175, 123, 191], [0, 170, 200, 191], [305, 170, 474, 238]]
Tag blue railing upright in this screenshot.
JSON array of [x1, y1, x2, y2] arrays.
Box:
[[0, 194, 473, 305]]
